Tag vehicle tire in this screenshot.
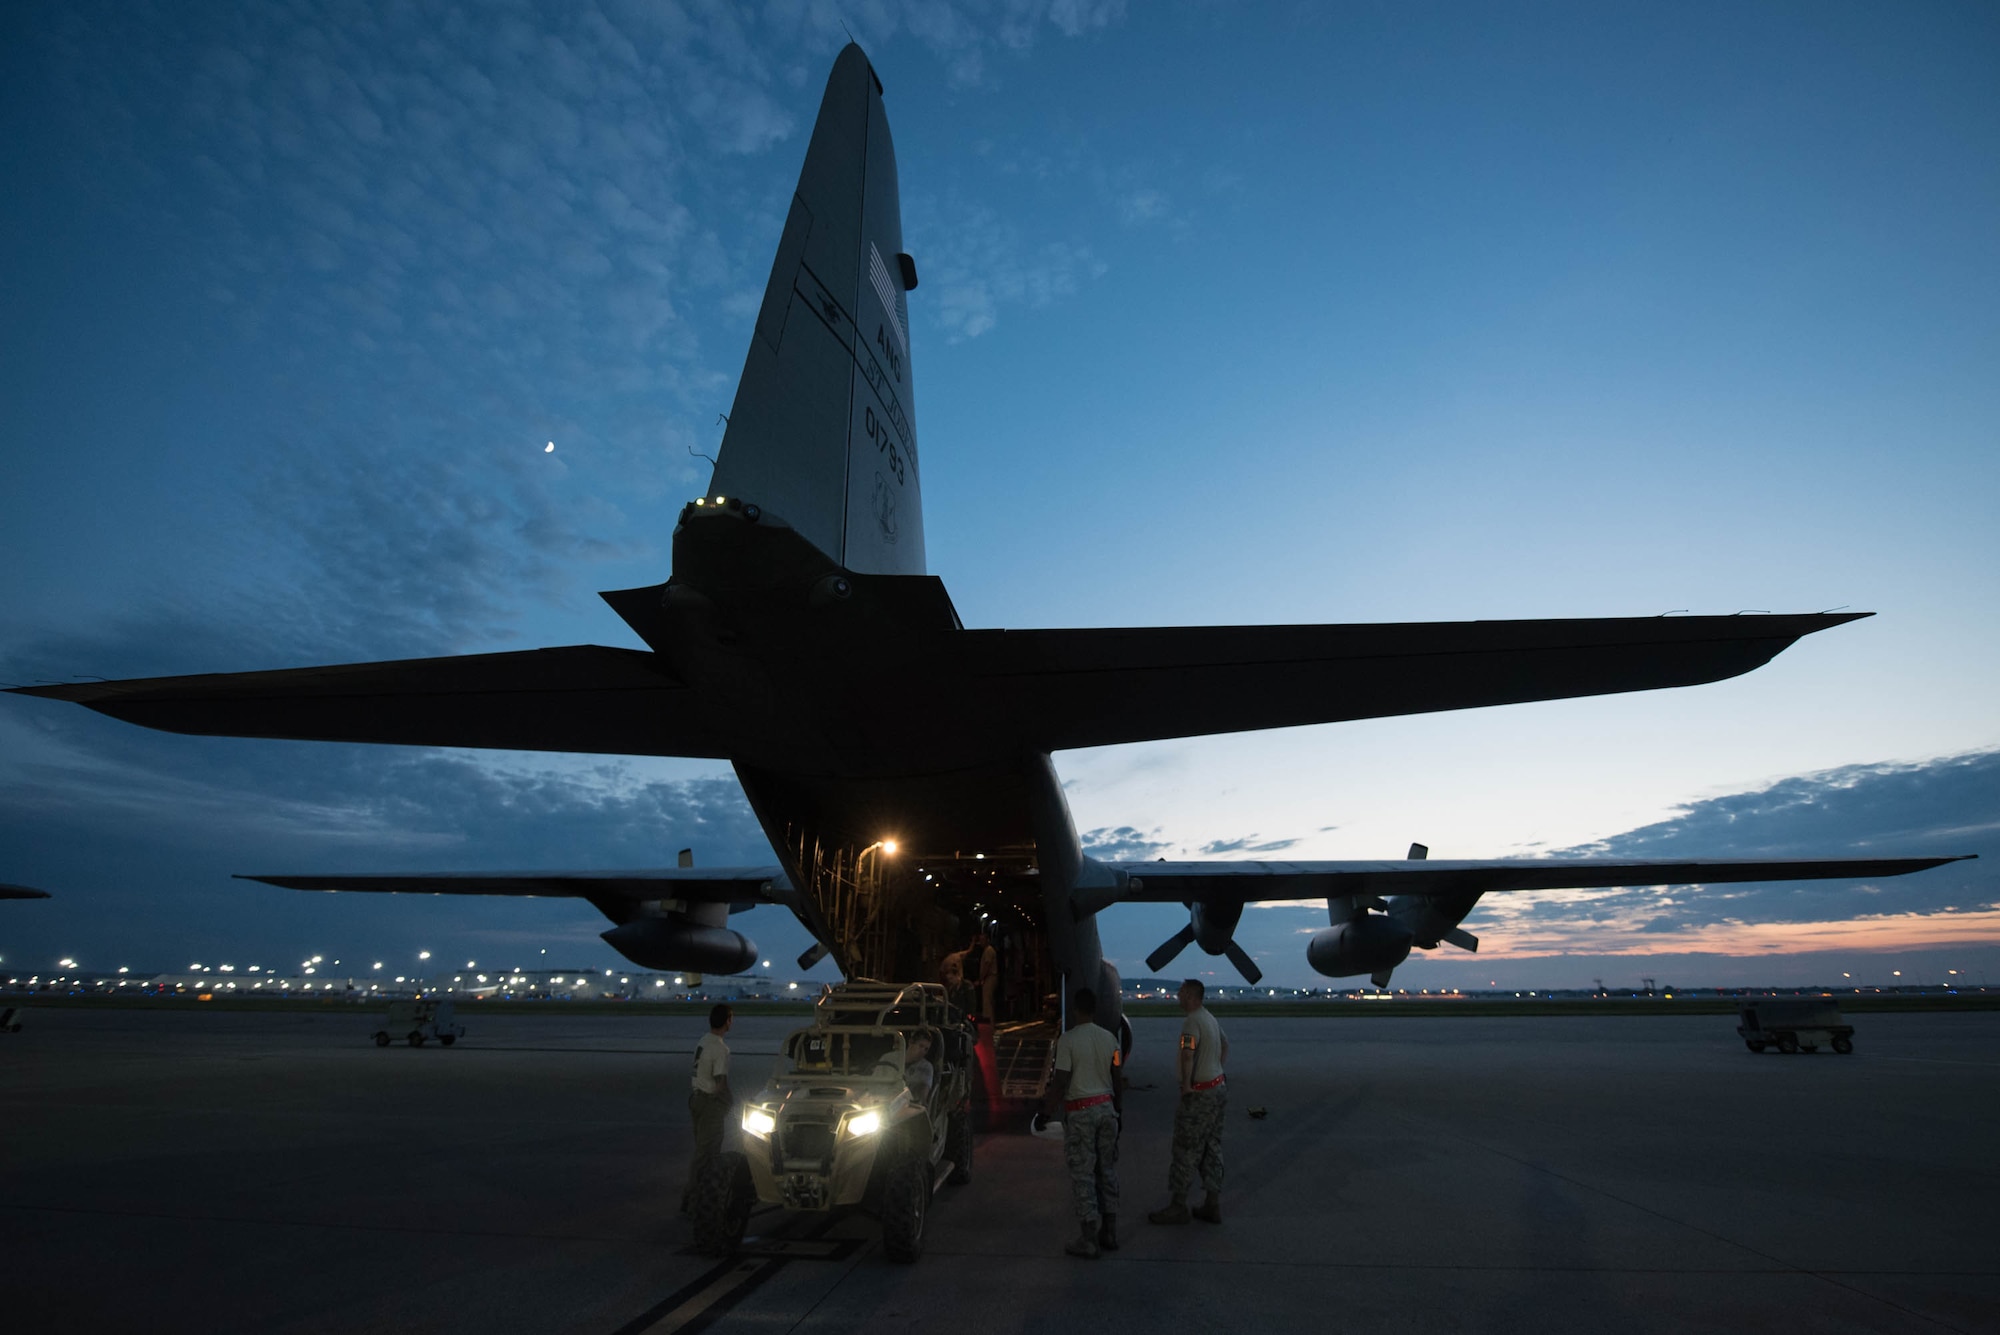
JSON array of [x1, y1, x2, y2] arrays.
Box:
[[1832, 1035, 1854, 1055], [1777, 1034, 1798, 1054], [691, 1151, 753, 1256], [440, 1034, 456, 1047], [1746, 1040, 1766, 1053], [878, 1148, 931, 1263], [945, 1106, 973, 1186], [409, 1031, 426, 1047], [374, 1032, 390, 1047]]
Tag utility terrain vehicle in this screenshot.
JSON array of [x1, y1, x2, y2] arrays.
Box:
[[692, 982, 977, 1261]]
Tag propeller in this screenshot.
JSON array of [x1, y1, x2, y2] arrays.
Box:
[[1145, 901, 1263, 985], [1145, 922, 1197, 974]]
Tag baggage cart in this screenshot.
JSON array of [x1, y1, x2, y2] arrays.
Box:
[[372, 997, 465, 1047], [1738, 998, 1854, 1054]]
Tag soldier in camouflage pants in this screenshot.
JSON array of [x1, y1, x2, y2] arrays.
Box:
[[1065, 1100, 1120, 1226], [1167, 1085, 1225, 1200]]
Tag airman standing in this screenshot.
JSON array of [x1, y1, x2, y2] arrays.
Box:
[[1047, 987, 1123, 1258], [968, 930, 998, 1019], [1148, 978, 1227, 1225], [682, 1003, 734, 1215]]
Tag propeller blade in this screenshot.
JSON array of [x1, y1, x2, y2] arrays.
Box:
[[796, 940, 829, 970], [1407, 842, 1428, 860], [1146, 922, 1198, 974], [1370, 968, 1395, 988], [1223, 940, 1264, 985]]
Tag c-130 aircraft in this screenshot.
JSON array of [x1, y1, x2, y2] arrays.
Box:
[[15, 46, 1965, 1058]]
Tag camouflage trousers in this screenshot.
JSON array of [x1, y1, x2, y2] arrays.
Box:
[[683, 1089, 730, 1207], [1063, 1101, 1120, 1224], [1167, 1085, 1225, 1198]]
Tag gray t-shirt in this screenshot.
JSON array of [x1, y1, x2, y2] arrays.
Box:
[[1054, 1020, 1120, 1100], [692, 1031, 730, 1094], [1179, 1006, 1226, 1085]]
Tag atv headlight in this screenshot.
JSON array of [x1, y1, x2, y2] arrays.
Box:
[[845, 1109, 882, 1137], [742, 1106, 777, 1137]]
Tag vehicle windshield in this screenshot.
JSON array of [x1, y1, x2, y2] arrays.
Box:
[[786, 1030, 902, 1075]]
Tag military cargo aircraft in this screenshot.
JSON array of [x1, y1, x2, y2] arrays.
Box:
[[11, 46, 1966, 1061]]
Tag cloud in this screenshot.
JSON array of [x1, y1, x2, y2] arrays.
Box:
[[1197, 835, 1302, 855], [1081, 825, 1173, 860], [908, 199, 1107, 340]]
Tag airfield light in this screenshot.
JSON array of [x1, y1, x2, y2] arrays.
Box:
[[312, 955, 322, 963], [304, 967, 315, 975], [374, 962, 383, 970], [761, 960, 771, 967], [59, 958, 77, 969], [1894, 970, 1902, 977], [674, 977, 684, 985], [118, 967, 128, 974], [788, 982, 799, 990], [467, 960, 475, 968], [655, 980, 665, 988], [220, 964, 234, 972], [418, 951, 431, 960]]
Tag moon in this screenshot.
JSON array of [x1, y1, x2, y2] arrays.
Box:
[[544, 441, 555, 453]]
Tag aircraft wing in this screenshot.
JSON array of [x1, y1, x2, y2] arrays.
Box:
[[979, 612, 1869, 752], [238, 866, 793, 906], [9, 646, 730, 757], [1106, 853, 1974, 902], [0, 883, 52, 900]]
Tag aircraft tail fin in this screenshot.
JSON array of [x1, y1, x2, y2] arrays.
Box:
[[710, 43, 923, 576]]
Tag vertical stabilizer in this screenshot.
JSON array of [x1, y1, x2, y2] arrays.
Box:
[[710, 45, 923, 576]]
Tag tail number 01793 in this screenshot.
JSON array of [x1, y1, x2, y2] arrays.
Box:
[[864, 406, 905, 485]]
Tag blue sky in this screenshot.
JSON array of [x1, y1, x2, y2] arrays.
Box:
[[3, 1, 1996, 988]]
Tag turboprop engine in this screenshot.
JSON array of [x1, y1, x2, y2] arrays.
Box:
[[1306, 913, 1414, 979], [1306, 844, 1482, 985], [601, 910, 758, 975]]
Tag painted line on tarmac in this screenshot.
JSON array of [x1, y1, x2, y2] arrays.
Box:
[[610, 1220, 860, 1335], [611, 1255, 778, 1335]]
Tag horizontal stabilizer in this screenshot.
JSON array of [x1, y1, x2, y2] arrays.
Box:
[[1113, 854, 1975, 903], [240, 867, 792, 906], [12, 647, 728, 757], [978, 612, 1870, 752], [0, 883, 52, 900]]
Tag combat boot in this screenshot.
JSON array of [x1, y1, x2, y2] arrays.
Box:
[[1193, 1194, 1222, 1224], [1097, 1213, 1119, 1251], [1065, 1222, 1101, 1258], [1148, 1197, 1191, 1225]]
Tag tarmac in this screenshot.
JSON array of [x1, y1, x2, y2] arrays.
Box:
[[2, 1006, 1994, 1334]]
